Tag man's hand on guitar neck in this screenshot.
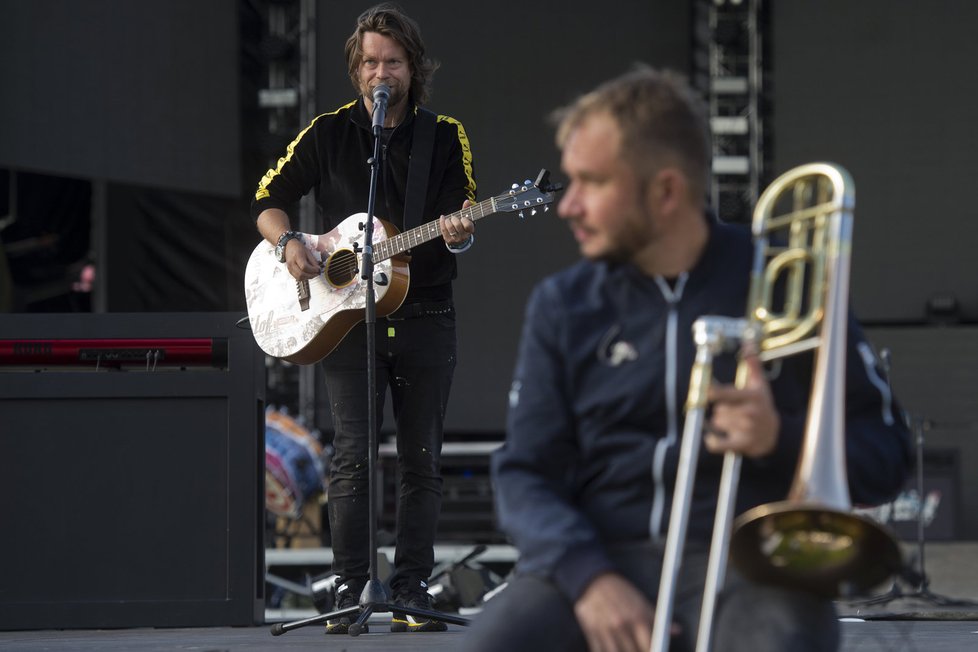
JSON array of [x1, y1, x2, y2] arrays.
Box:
[[439, 199, 476, 248]]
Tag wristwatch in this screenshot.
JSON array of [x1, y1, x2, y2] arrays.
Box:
[[274, 230, 303, 263]]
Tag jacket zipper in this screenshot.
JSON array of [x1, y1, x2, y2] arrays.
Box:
[[649, 273, 688, 541], [857, 341, 896, 426], [380, 140, 393, 223]]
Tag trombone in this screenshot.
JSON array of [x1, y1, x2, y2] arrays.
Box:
[[650, 163, 902, 652]]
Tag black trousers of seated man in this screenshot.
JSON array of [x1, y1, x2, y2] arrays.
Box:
[[461, 541, 839, 652], [322, 304, 457, 598]]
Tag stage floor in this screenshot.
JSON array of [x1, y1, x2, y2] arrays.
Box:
[[3, 542, 977, 651], [1, 620, 977, 652]]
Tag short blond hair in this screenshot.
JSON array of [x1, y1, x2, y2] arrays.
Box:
[[554, 66, 711, 201]]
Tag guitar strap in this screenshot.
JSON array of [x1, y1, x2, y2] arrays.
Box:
[[402, 106, 437, 230]]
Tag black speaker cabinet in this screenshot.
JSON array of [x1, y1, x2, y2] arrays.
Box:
[[0, 313, 265, 629]]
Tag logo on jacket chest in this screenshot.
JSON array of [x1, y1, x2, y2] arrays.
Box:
[[597, 325, 638, 367]]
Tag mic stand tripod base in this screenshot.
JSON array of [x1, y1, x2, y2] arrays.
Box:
[[847, 571, 978, 610], [347, 578, 471, 636], [344, 579, 469, 636], [268, 584, 471, 637], [846, 414, 978, 611]]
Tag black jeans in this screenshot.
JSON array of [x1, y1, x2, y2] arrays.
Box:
[[461, 541, 839, 652], [321, 304, 456, 595]]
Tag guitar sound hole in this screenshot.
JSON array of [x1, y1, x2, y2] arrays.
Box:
[[325, 249, 359, 288]]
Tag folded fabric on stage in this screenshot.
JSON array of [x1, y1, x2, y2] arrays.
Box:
[[264, 409, 327, 519]]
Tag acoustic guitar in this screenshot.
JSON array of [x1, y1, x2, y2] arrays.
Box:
[[244, 169, 559, 364]]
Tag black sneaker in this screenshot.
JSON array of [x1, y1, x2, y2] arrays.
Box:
[[391, 579, 448, 632], [325, 579, 366, 635]]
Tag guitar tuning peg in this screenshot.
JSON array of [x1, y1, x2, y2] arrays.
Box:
[[531, 208, 537, 216], [511, 183, 519, 189], [518, 211, 525, 219], [543, 205, 550, 212], [524, 179, 532, 186]]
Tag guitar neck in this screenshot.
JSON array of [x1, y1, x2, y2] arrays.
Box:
[[373, 196, 498, 262]]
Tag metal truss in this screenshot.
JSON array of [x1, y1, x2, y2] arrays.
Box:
[[694, 0, 766, 224], [256, 0, 319, 424]]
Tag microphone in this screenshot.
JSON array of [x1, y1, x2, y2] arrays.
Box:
[[371, 84, 390, 132]]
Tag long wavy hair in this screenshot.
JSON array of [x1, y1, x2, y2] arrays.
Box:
[[344, 3, 439, 106]]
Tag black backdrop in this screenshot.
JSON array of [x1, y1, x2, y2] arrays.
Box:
[[0, 0, 259, 315], [315, 0, 691, 431], [0, 0, 242, 197], [0, 0, 691, 432], [770, 0, 978, 325], [769, 0, 978, 539], [3, 0, 978, 444]]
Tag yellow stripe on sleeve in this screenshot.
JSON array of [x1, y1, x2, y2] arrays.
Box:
[[437, 114, 477, 201], [254, 101, 358, 201]]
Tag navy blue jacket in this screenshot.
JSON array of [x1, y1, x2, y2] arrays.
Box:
[[492, 218, 912, 602]]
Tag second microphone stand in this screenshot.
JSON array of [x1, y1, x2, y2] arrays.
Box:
[[852, 414, 978, 609]]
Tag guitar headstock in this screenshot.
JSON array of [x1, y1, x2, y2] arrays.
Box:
[[494, 168, 563, 219]]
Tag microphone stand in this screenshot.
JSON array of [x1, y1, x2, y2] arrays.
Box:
[[848, 349, 978, 610], [271, 89, 469, 637], [852, 415, 978, 609]]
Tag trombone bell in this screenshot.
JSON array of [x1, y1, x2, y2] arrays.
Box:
[[731, 504, 902, 597]]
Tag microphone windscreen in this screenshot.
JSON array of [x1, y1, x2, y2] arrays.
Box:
[[373, 84, 390, 103]]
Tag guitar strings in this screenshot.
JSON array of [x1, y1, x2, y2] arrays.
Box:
[[314, 212, 479, 280], [305, 191, 531, 280]]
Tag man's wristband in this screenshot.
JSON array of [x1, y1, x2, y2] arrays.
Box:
[[446, 233, 474, 253], [275, 230, 303, 263]]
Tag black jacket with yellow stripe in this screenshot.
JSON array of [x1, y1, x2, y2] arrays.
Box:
[[250, 97, 476, 301]]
